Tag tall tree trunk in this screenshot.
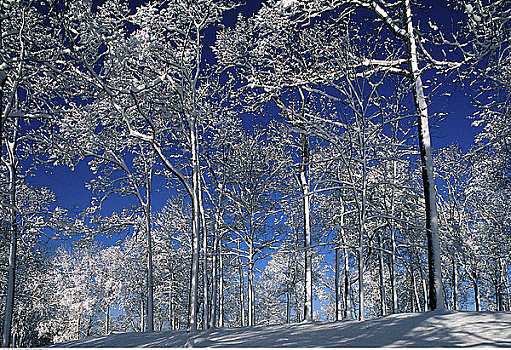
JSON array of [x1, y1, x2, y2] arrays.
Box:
[[358, 245, 364, 321], [404, 0, 444, 311], [248, 246, 255, 326], [0, 70, 6, 160], [238, 249, 245, 327], [343, 247, 351, 320], [472, 270, 480, 312], [169, 279, 175, 331], [2, 224, 16, 348], [452, 258, 458, 311], [415, 253, 429, 312], [389, 158, 398, 315], [412, 265, 422, 312], [357, 124, 367, 322], [335, 247, 341, 321], [286, 288, 291, 324], [145, 180, 154, 332], [301, 133, 313, 322], [140, 297, 145, 332], [199, 187, 209, 330], [219, 243, 224, 328], [378, 234, 386, 316], [187, 120, 201, 332], [209, 235, 219, 328], [105, 304, 110, 335], [336, 202, 346, 321], [2, 133, 18, 348]]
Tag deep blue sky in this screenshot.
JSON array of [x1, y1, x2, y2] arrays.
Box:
[[30, 0, 480, 228]]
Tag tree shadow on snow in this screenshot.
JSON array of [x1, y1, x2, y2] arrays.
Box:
[[188, 311, 511, 348], [48, 311, 511, 348]]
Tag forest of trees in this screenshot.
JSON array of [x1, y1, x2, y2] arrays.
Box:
[[0, 0, 510, 347]]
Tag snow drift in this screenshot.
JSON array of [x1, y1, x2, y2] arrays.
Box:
[[48, 310, 511, 348]]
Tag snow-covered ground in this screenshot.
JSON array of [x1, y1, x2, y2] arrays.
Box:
[[48, 310, 511, 348]]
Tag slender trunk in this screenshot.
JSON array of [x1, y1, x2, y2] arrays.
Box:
[[415, 253, 429, 312], [248, 247, 255, 326], [498, 258, 504, 312], [337, 201, 346, 320], [199, 187, 209, 330], [452, 258, 457, 311], [301, 133, 313, 322], [389, 164, 398, 314], [238, 248, 245, 327], [358, 246, 364, 321], [343, 247, 351, 320], [378, 234, 386, 317], [412, 265, 422, 312], [209, 235, 219, 328], [286, 288, 291, 324], [472, 270, 480, 311], [388, 262, 396, 313], [141, 297, 145, 332], [404, 0, 444, 311], [187, 121, 201, 332], [2, 223, 16, 348], [145, 187, 154, 332], [219, 243, 224, 328], [2, 135, 18, 349], [358, 128, 367, 322], [105, 304, 110, 335], [169, 280, 175, 331], [335, 247, 341, 321], [0, 70, 6, 160]]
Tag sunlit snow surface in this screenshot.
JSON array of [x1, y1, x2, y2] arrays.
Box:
[[48, 311, 511, 348]]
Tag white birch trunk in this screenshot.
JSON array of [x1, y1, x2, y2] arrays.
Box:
[[404, 0, 444, 311], [452, 258, 457, 311], [248, 245, 255, 326], [145, 171, 154, 332], [335, 247, 341, 321], [343, 247, 352, 320], [219, 243, 224, 327], [378, 234, 386, 316], [187, 120, 201, 332], [209, 235, 219, 329], [199, 187, 209, 330], [2, 121, 18, 348], [301, 133, 313, 322], [140, 297, 145, 332]]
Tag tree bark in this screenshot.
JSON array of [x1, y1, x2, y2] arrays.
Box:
[[2, 224, 16, 348], [335, 247, 341, 321], [248, 246, 255, 326], [209, 235, 219, 329], [199, 185, 209, 330], [301, 133, 313, 322], [2, 125, 18, 348], [404, 0, 444, 311], [378, 234, 386, 316], [472, 271, 480, 311], [343, 247, 351, 320], [219, 243, 225, 327], [105, 304, 110, 335], [140, 297, 145, 332], [238, 247, 245, 327], [145, 173, 154, 332], [187, 120, 201, 332], [452, 258, 457, 311]]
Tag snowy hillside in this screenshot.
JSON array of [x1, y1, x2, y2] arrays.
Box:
[[50, 311, 511, 348]]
